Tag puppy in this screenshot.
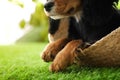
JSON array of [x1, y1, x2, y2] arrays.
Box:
[[42, 0, 82, 62], [42, 0, 120, 72], [44, 0, 120, 44], [41, 0, 85, 72]]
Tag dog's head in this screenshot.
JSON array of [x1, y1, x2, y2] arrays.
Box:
[[44, 0, 81, 19]]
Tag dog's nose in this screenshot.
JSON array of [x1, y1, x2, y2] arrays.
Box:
[[44, 2, 54, 12]]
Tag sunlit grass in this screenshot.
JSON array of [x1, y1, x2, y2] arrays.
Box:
[[0, 43, 120, 80]]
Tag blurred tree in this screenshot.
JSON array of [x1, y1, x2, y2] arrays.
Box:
[[17, 2, 49, 42], [29, 3, 48, 27], [28, 2, 49, 42], [9, 0, 49, 42], [8, 0, 24, 8], [19, 19, 26, 29]]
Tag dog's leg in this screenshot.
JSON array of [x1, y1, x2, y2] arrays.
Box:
[[49, 40, 83, 72], [41, 38, 71, 62]]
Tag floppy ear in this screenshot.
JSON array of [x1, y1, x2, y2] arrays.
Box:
[[82, 0, 119, 26]]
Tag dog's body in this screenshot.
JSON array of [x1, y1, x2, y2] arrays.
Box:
[[42, 0, 120, 72], [48, 17, 80, 42], [42, 17, 83, 62]]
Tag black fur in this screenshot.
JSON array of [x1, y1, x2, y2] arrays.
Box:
[[68, 17, 81, 39], [75, 0, 120, 44], [49, 18, 60, 35], [49, 17, 80, 39]]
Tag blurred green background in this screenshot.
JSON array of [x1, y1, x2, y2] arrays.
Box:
[[16, 0, 49, 43], [0, 0, 119, 45]]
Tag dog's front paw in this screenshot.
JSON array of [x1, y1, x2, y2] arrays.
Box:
[[49, 61, 65, 72], [49, 40, 83, 72], [41, 38, 71, 62], [49, 52, 69, 72], [41, 43, 61, 62]]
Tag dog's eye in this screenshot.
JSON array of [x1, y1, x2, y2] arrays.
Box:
[[67, 7, 74, 14]]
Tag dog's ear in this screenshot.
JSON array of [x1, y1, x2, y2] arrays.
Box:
[[82, 0, 119, 26]]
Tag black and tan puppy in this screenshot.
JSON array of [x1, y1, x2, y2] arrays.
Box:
[[41, 0, 84, 72], [44, 0, 120, 44], [42, 0, 120, 72], [42, 0, 83, 62]]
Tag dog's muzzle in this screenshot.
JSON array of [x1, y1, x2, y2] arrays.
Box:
[[44, 2, 54, 12]]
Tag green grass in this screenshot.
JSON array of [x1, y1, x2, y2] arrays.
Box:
[[0, 43, 120, 80]]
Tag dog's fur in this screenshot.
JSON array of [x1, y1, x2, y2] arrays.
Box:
[[42, 0, 120, 72], [48, 17, 80, 42], [50, 40, 82, 72], [41, 17, 82, 62]]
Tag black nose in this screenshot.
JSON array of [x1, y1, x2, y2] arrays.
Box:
[[44, 2, 54, 12]]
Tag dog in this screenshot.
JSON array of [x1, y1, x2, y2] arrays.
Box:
[[44, 0, 120, 44], [42, 0, 120, 72], [41, 17, 83, 61]]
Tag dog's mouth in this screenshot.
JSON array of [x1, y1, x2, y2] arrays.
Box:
[[44, 9, 68, 19], [43, 0, 80, 19], [44, 7, 76, 19]]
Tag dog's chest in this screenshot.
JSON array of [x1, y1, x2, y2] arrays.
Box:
[[48, 18, 69, 42]]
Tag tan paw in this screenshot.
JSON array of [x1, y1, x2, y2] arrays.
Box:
[[49, 40, 83, 72], [41, 38, 71, 62]]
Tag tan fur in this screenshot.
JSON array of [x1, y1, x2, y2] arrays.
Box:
[[45, 0, 81, 18], [42, 0, 83, 72], [41, 38, 71, 62], [49, 40, 83, 72], [41, 17, 71, 62], [55, 0, 81, 15], [45, 27, 120, 72], [48, 18, 69, 43]]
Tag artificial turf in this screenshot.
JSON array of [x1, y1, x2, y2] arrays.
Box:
[[0, 43, 120, 80]]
